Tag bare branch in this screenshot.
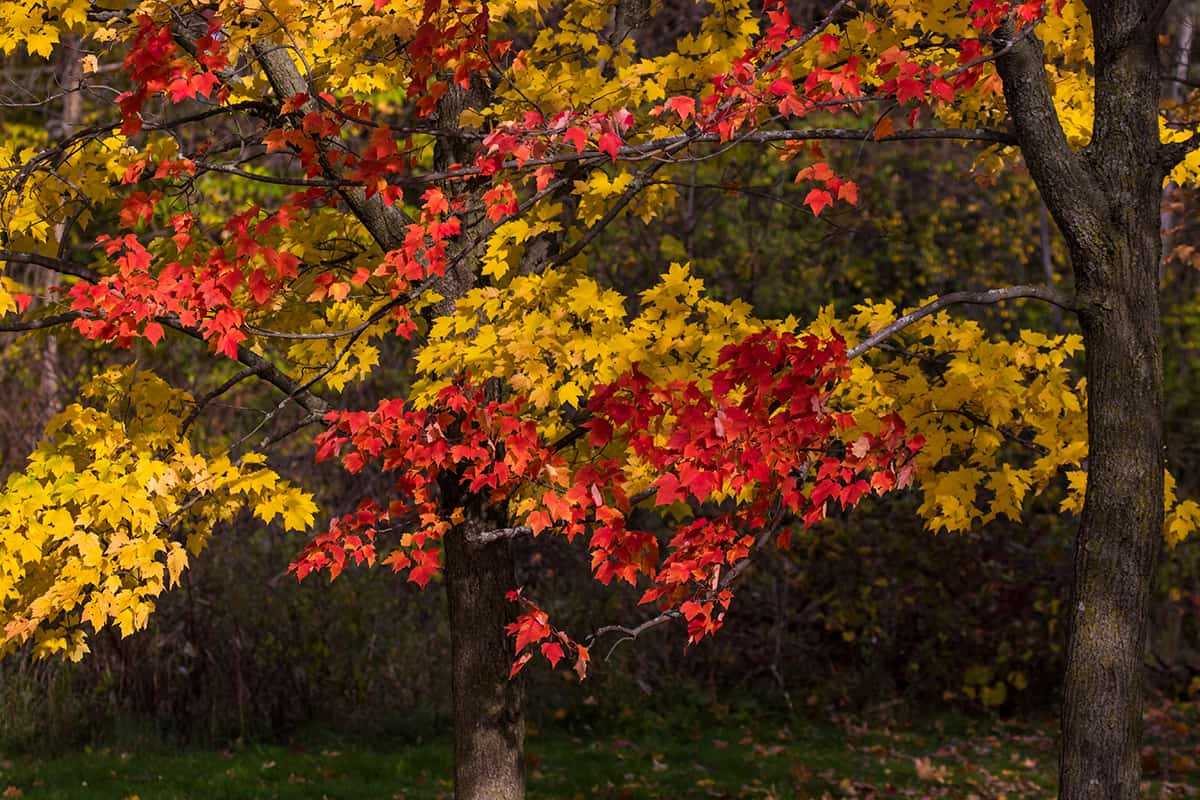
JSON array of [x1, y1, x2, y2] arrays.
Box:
[[590, 610, 683, 660], [846, 284, 1076, 360], [258, 411, 326, 450], [0, 311, 82, 332], [0, 250, 100, 282], [157, 316, 332, 417], [1161, 130, 1200, 170], [194, 162, 348, 188], [466, 526, 532, 545], [182, 366, 260, 433]]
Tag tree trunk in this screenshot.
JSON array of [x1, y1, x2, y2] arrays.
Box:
[[1061, 245, 1163, 799], [252, 47, 527, 799], [1059, 7, 1165, 797], [432, 80, 528, 800], [444, 518, 526, 800], [995, 4, 1167, 797]]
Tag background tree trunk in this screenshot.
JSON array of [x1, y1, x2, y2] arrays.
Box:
[[997, 4, 1167, 797]]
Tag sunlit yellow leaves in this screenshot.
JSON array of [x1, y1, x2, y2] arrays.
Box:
[[0, 368, 317, 660], [284, 301, 388, 392], [828, 301, 1195, 544], [255, 486, 320, 531], [1167, 500, 1200, 548], [0, 127, 128, 258], [414, 263, 759, 435], [481, 205, 563, 281], [487, 0, 758, 119], [0, 0, 88, 58], [826, 299, 1088, 533], [1164, 123, 1200, 187]]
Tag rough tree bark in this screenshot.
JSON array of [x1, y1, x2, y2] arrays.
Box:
[[996, 3, 1167, 797], [443, 513, 526, 800]]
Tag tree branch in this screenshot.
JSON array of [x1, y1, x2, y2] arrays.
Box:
[[0, 250, 100, 282], [251, 42, 412, 251], [846, 284, 1076, 360], [158, 316, 332, 416], [992, 21, 1106, 256], [1160, 131, 1200, 170], [586, 503, 791, 658], [181, 366, 259, 433], [466, 526, 532, 545], [1149, 0, 1176, 31], [0, 311, 82, 332], [376, 126, 1018, 189]]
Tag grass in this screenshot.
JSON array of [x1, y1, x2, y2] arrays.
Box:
[[0, 700, 1197, 799]]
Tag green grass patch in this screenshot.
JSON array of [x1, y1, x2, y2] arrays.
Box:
[[1, 701, 1198, 799]]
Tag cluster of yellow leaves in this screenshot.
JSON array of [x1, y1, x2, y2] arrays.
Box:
[[211, 0, 431, 99], [0, 123, 132, 254], [0, 368, 316, 661], [414, 262, 759, 438], [0, 0, 88, 58], [283, 300, 389, 391], [830, 303, 1087, 531], [488, 0, 758, 120], [481, 202, 564, 281], [819, 299, 1197, 545]]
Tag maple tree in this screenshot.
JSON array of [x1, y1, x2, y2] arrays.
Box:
[[1, 0, 1198, 798]]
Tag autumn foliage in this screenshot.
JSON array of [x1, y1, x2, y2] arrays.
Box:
[[295, 328, 921, 675], [0, 0, 1197, 699]]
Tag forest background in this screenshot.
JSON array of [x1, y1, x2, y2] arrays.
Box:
[[1, 0, 1200, 797]]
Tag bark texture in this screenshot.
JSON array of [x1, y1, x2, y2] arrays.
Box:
[[995, 4, 1166, 797], [444, 518, 526, 800]]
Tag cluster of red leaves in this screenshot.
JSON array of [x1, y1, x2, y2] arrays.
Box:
[[793, 161, 858, 216], [300, 331, 920, 678], [71, 178, 460, 351], [506, 589, 590, 679], [293, 382, 563, 584], [263, 94, 360, 178], [313, 187, 462, 337], [70, 201, 303, 356], [970, 0, 1063, 30], [506, 332, 920, 671], [72, 141, 464, 348], [383, 0, 502, 117], [569, 332, 918, 639], [479, 108, 637, 171], [115, 14, 228, 135]]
